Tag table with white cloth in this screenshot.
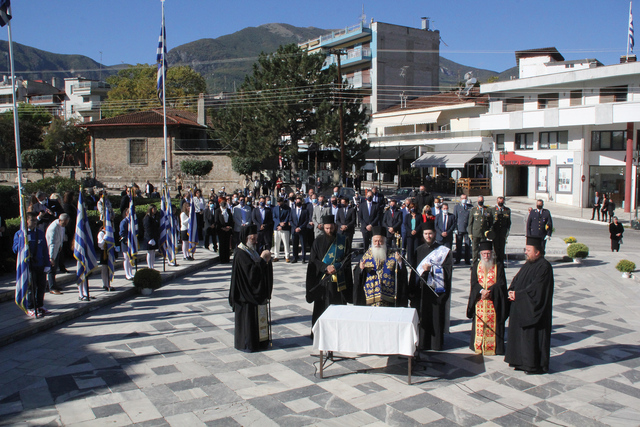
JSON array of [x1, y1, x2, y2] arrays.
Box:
[[312, 305, 419, 384]]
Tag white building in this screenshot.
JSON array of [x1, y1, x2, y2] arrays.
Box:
[[0, 76, 63, 116], [64, 77, 110, 122], [479, 47, 639, 210]]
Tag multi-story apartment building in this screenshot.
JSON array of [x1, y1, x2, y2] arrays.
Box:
[[0, 76, 63, 116], [299, 18, 440, 114], [64, 77, 110, 122], [480, 47, 640, 210]]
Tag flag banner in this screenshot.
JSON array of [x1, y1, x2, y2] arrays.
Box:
[[156, 13, 167, 104], [127, 195, 138, 266], [14, 195, 29, 312], [0, 0, 11, 27], [159, 188, 168, 257], [74, 191, 98, 286], [187, 194, 198, 255], [104, 197, 116, 285], [160, 186, 176, 264], [630, 3, 635, 53]]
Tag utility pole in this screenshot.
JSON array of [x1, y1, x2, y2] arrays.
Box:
[[328, 49, 346, 186]]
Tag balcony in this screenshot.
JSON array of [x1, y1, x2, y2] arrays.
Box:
[[300, 23, 371, 50], [322, 47, 372, 70], [369, 129, 493, 144], [75, 101, 101, 112], [73, 81, 110, 95]]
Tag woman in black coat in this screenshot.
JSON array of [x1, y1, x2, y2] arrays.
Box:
[[143, 205, 160, 269], [601, 194, 609, 223], [402, 202, 423, 267], [214, 199, 234, 263], [607, 199, 616, 223], [609, 216, 624, 252]]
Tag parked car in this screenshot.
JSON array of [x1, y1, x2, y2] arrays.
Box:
[[386, 187, 417, 205], [320, 186, 356, 200]]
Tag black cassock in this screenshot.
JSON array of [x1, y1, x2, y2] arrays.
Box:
[[504, 257, 554, 373], [409, 242, 453, 351], [229, 248, 274, 352], [306, 234, 353, 330], [353, 255, 409, 307], [466, 260, 510, 355]]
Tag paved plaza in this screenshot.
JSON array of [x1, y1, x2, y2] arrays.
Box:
[[0, 228, 639, 426]]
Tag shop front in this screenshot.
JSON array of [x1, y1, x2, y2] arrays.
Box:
[[589, 166, 626, 209]]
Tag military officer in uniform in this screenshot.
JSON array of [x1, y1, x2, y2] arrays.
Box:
[[467, 195, 493, 263], [490, 196, 511, 262], [526, 199, 553, 252]]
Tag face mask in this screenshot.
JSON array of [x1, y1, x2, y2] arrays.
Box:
[[221, 203, 227, 208], [498, 202, 504, 207], [442, 209, 448, 214], [209, 204, 214, 209], [410, 208, 415, 213], [342, 202, 348, 208], [232, 198, 237, 203], [312, 199, 318, 205], [266, 201, 271, 206], [367, 196, 372, 202], [390, 204, 396, 210], [240, 200, 245, 206], [259, 202, 265, 208], [477, 201, 484, 206], [296, 202, 302, 207], [331, 200, 337, 206], [461, 199, 467, 204], [537, 205, 543, 210]]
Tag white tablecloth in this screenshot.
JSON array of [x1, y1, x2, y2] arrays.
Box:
[[312, 305, 419, 357]]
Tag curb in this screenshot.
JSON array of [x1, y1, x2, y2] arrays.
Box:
[[0, 255, 219, 348]]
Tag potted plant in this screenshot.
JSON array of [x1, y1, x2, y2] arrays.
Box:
[[564, 236, 577, 246], [616, 260, 636, 279], [133, 268, 162, 295], [567, 243, 589, 263]]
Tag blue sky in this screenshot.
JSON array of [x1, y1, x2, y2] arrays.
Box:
[[2, 0, 635, 73]]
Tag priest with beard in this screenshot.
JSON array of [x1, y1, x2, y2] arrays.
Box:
[[466, 241, 509, 356], [409, 220, 453, 351], [229, 224, 274, 352], [353, 227, 408, 307], [505, 236, 554, 374], [306, 215, 353, 334]]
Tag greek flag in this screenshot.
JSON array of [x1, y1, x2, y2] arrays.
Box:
[[187, 194, 198, 256], [127, 195, 138, 266], [74, 191, 98, 286], [156, 12, 167, 104], [159, 186, 176, 263], [0, 0, 11, 27], [14, 199, 29, 313], [104, 198, 116, 284], [630, 3, 635, 53], [159, 189, 167, 257]]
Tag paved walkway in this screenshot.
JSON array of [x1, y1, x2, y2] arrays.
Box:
[[0, 231, 639, 425]]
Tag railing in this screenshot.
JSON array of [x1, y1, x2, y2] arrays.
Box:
[[75, 81, 110, 90], [369, 130, 492, 143], [457, 178, 491, 196], [301, 23, 368, 48]]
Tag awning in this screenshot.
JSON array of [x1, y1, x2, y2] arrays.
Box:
[[373, 111, 441, 128], [500, 152, 550, 166], [412, 151, 482, 169]]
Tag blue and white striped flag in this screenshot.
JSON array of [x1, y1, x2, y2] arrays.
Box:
[[0, 0, 12, 27], [166, 189, 177, 264], [187, 194, 198, 256], [127, 195, 138, 266], [74, 191, 98, 286], [159, 189, 168, 257], [14, 198, 29, 313], [630, 3, 635, 53], [156, 11, 167, 104], [104, 197, 116, 285]]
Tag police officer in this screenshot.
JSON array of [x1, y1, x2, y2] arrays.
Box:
[[526, 199, 553, 251], [453, 194, 471, 265], [490, 196, 511, 262], [467, 195, 493, 263]]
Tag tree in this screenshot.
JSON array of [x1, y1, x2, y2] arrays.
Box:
[[0, 104, 52, 168], [21, 149, 56, 179], [209, 44, 370, 175], [180, 159, 213, 188], [103, 64, 207, 117], [43, 117, 90, 167], [231, 156, 262, 180]]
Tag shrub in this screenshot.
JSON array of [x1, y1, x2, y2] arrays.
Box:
[[180, 160, 213, 178], [21, 149, 56, 179], [616, 260, 636, 273], [567, 243, 589, 259], [564, 237, 577, 244], [133, 268, 162, 290], [23, 177, 81, 197]]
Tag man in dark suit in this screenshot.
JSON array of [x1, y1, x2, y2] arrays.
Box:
[[358, 190, 380, 251], [336, 196, 357, 252], [371, 186, 386, 216], [203, 199, 218, 251], [251, 196, 273, 252], [435, 202, 455, 249], [453, 194, 471, 264], [290, 195, 309, 263], [526, 199, 553, 252], [590, 191, 602, 221], [415, 185, 435, 216], [382, 198, 403, 247], [490, 196, 511, 262]]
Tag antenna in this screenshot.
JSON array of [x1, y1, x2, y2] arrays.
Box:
[[360, 4, 366, 26]]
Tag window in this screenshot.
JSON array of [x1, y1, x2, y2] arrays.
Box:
[[557, 166, 573, 193], [570, 90, 582, 106], [591, 131, 627, 151], [128, 139, 147, 165], [503, 97, 524, 112], [495, 134, 505, 151], [600, 85, 627, 103], [537, 167, 548, 192], [538, 93, 559, 109], [539, 131, 568, 149], [515, 132, 534, 150]]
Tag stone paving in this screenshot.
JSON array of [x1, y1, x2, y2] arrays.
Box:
[[0, 233, 640, 426]]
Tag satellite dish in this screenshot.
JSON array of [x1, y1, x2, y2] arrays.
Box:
[[462, 71, 477, 97]]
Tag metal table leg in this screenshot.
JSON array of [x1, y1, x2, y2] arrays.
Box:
[[408, 356, 412, 385], [319, 351, 323, 379]]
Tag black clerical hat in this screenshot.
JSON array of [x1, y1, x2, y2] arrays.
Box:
[[240, 224, 258, 244], [321, 215, 334, 224], [372, 226, 384, 237], [421, 220, 435, 232], [526, 236, 544, 250], [479, 240, 493, 252]]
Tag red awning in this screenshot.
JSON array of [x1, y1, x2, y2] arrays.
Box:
[[500, 152, 550, 166]]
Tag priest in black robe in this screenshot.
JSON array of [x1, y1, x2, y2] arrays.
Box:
[[409, 220, 453, 351], [505, 236, 554, 374], [229, 224, 274, 352], [353, 226, 408, 307], [466, 241, 509, 355], [306, 215, 353, 333]]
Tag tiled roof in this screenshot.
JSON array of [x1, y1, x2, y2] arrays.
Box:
[[80, 108, 207, 128], [376, 89, 488, 114]]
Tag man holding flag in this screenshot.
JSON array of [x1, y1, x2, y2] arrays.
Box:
[[74, 191, 98, 301], [97, 197, 116, 291]]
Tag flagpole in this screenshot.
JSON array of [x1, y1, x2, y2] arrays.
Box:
[[161, 0, 169, 190]]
